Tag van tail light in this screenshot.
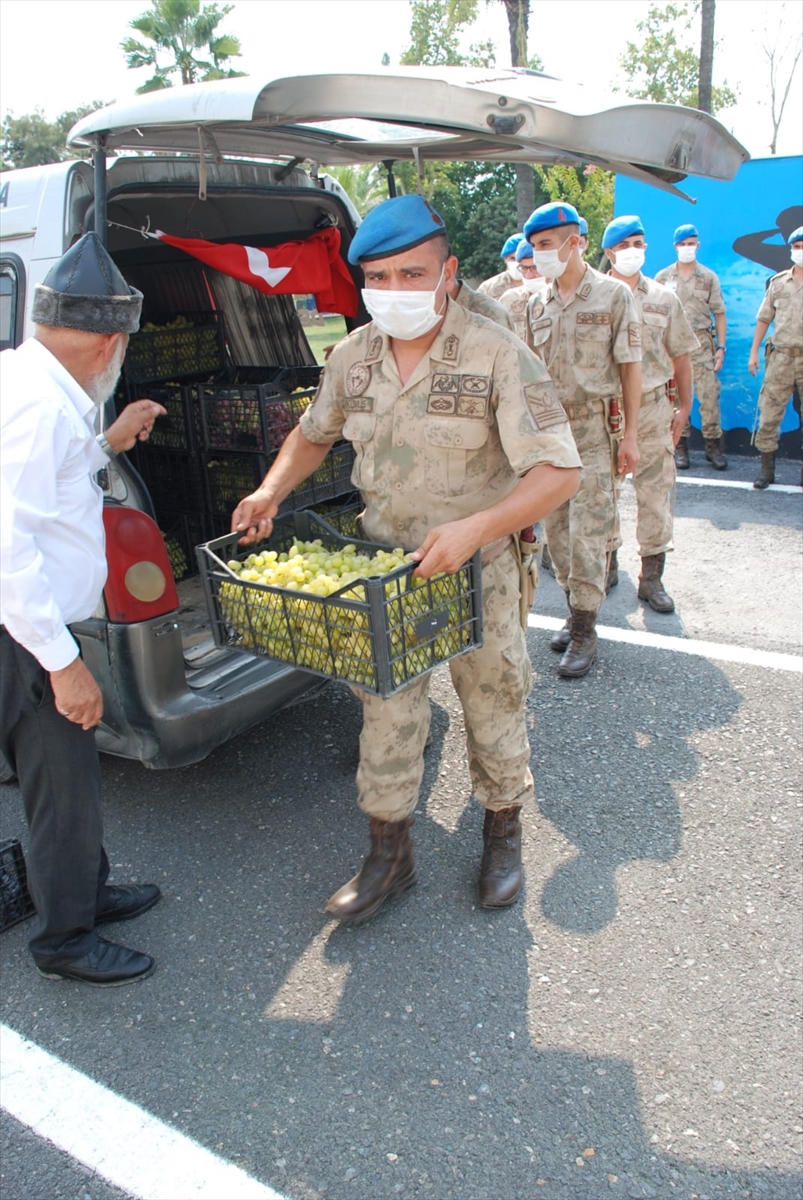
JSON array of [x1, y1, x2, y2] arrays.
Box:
[[103, 505, 180, 623]]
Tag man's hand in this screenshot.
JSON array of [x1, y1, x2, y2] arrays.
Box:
[[409, 517, 482, 579], [106, 400, 167, 453], [231, 488, 279, 545], [714, 346, 725, 373], [670, 407, 691, 447], [748, 351, 761, 377], [617, 432, 640, 476], [50, 658, 102, 731]]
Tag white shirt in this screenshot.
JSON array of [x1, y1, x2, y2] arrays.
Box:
[[1, 338, 109, 671]]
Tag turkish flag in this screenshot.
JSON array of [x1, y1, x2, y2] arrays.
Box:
[[154, 227, 357, 316]]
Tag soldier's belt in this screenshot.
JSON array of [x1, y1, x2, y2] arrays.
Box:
[[481, 535, 514, 567], [561, 398, 606, 422], [642, 385, 668, 403], [772, 344, 803, 356]]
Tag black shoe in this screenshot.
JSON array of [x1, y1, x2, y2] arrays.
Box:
[[36, 937, 155, 986], [96, 884, 161, 925]]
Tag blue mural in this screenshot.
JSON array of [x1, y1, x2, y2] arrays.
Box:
[[616, 156, 802, 449]]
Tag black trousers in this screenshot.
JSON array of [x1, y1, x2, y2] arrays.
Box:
[[0, 628, 110, 960]]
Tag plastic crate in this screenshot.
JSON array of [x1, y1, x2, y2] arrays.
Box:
[[161, 511, 208, 582], [0, 839, 35, 932], [278, 441, 355, 513], [125, 314, 227, 385], [133, 446, 208, 518], [267, 364, 323, 392], [204, 451, 272, 518], [198, 382, 315, 454], [197, 510, 483, 697], [314, 492, 363, 538], [126, 383, 201, 452]]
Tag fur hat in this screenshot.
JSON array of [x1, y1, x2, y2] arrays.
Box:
[[32, 232, 143, 334]]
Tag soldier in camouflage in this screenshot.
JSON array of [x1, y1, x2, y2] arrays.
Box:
[[602, 215, 699, 613], [498, 239, 548, 344], [523, 201, 642, 678], [748, 225, 803, 489], [655, 223, 728, 471], [477, 233, 525, 301], [232, 195, 580, 924], [448, 273, 516, 332]]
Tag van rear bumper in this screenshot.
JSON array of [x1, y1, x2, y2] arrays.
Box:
[[73, 614, 325, 769]]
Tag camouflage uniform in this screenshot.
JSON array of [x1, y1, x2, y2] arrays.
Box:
[[453, 279, 515, 332], [610, 275, 699, 556], [498, 284, 543, 343], [525, 266, 641, 612], [477, 269, 518, 301], [299, 298, 580, 821], [654, 261, 725, 439], [753, 268, 803, 453]]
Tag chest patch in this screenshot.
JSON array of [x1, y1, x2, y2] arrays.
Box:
[[427, 374, 492, 418], [529, 299, 545, 321], [524, 381, 567, 430], [342, 394, 374, 412], [346, 362, 371, 397], [577, 311, 611, 326], [643, 303, 669, 316]]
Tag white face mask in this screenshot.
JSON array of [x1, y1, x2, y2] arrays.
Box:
[[506, 261, 522, 280], [361, 267, 446, 341], [612, 247, 646, 277], [791, 247, 803, 266], [531, 236, 573, 280], [677, 245, 697, 263], [521, 274, 545, 293]]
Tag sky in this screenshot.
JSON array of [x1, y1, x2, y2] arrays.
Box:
[[0, 0, 801, 160]]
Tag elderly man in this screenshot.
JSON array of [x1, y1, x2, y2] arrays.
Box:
[[748, 225, 803, 489], [1, 232, 166, 986], [233, 194, 580, 922], [524, 201, 642, 678], [602, 215, 699, 612], [655, 223, 728, 470], [477, 232, 525, 300]]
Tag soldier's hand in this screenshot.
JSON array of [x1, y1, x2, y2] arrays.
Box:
[[231, 489, 279, 544], [50, 658, 103, 731], [670, 409, 689, 447], [106, 400, 168, 453], [617, 433, 640, 476], [410, 519, 480, 579], [748, 352, 760, 377]]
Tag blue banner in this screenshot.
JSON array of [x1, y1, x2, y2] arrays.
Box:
[[616, 156, 802, 447]]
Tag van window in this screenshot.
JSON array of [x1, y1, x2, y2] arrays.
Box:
[[65, 169, 92, 247], [0, 257, 25, 351]]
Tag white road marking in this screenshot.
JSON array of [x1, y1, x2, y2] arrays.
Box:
[[527, 615, 802, 673], [0, 1024, 286, 1200], [676, 475, 801, 494]]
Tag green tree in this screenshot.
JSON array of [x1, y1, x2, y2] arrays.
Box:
[[122, 0, 244, 93], [536, 163, 615, 264], [1, 102, 108, 169], [619, 2, 736, 114], [323, 164, 387, 218], [400, 0, 495, 68]]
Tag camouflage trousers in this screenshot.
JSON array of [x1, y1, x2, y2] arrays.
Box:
[[687, 330, 722, 440], [543, 402, 617, 614], [609, 387, 676, 557], [354, 546, 534, 822], [755, 346, 803, 454]]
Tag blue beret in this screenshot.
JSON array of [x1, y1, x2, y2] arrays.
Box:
[[523, 202, 581, 239], [602, 214, 645, 250], [347, 195, 447, 265], [578, 217, 589, 237], [514, 239, 533, 262], [673, 223, 699, 243], [501, 233, 524, 258], [788, 226, 803, 244]]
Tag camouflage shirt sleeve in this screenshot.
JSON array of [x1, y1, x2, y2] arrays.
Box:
[[610, 284, 643, 365], [756, 283, 777, 326], [492, 335, 582, 474], [708, 269, 726, 315], [664, 291, 700, 359]]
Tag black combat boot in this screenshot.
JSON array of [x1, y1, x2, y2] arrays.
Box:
[[605, 549, 619, 593], [478, 807, 523, 909], [558, 608, 598, 678], [325, 817, 417, 925], [675, 436, 690, 469], [638, 553, 675, 612], [753, 452, 775, 489], [705, 437, 727, 470]]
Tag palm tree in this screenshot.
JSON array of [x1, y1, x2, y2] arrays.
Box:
[[121, 0, 245, 93], [322, 165, 387, 218], [499, 0, 535, 224]]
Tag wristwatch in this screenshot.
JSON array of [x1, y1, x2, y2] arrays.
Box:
[[96, 433, 117, 458], [716, 345, 726, 353]]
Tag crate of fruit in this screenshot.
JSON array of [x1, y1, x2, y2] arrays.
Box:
[[278, 441, 355, 512], [196, 511, 483, 697], [198, 381, 315, 454], [125, 314, 227, 385], [124, 382, 201, 452]]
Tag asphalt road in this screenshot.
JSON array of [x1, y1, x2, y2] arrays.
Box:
[[2, 456, 802, 1200]]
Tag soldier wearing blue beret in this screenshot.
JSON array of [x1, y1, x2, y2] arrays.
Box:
[[477, 232, 525, 301], [233, 194, 581, 922], [655, 223, 728, 470]]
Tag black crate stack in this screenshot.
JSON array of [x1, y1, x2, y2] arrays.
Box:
[[119, 318, 356, 580]]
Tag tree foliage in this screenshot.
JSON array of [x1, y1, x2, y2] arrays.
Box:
[[400, 0, 495, 67], [323, 164, 387, 218], [122, 0, 245, 92], [619, 2, 736, 113], [1, 103, 108, 170], [536, 164, 615, 265]]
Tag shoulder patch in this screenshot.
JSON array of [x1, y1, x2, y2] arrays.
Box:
[[628, 322, 642, 346], [346, 362, 371, 397], [524, 381, 568, 430], [529, 299, 545, 321], [577, 282, 593, 300], [443, 333, 460, 362], [365, 335, 383, 362]]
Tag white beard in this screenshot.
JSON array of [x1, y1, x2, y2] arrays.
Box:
[[86, 341, 126, 407]]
